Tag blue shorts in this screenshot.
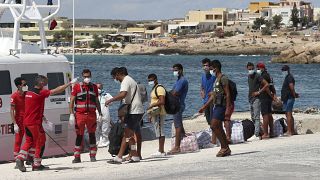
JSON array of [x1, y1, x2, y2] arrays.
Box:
[[283, 98, 295, 112], [211, 105, 226, 122], [173, 105, 185, 128]]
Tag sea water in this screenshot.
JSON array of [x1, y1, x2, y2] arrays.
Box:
[[68, 55, 320, 136]]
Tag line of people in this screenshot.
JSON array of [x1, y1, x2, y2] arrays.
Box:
[[11, 59, 299, 171]]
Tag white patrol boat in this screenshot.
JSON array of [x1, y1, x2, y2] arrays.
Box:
[[0, 0, 75, 162]]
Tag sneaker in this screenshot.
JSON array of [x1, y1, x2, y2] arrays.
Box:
[[72, 157, 81, 164], [98, 141, 110, 148], [25, 159, 33, 166], [150, 151, 166, 158], [247, 136, 260, 141], [90, 157, 96, 162], [15, 159, 26, 172], [107, 156, 123, 164], [32, 165, 49, 171], [128, 156, 140, 163]]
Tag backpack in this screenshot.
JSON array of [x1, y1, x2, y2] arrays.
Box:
[[108, 122, 129, 156], [241, 119, 255, 141], [137, 83, 148, 103], [228, 79, 238, 102], [217, 75, 238, 102], [155, 85, 181, 115]]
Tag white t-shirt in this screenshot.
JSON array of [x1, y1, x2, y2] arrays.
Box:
[[120, 75, 144, 114], [96, 92, 112, 121]]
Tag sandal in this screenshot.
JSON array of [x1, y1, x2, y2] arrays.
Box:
[[216, 148, 231, 157], [167, 148, 181, 155]]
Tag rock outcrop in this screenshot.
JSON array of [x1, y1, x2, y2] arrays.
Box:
[[272, 42, 320, 64]]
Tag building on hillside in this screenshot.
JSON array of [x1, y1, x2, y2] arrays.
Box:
[[249, 1, 279, 13], [143, 21, 167, 39], [168, 22, 216, 35], [185, 8, 227, 29], [314, 8, 320, 22], [279, 0, 314, 25]]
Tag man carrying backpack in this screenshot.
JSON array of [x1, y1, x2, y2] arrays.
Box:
[[168, 64, 189, 155], [106, 67, 144, 163], [147, 74, 166, 157]]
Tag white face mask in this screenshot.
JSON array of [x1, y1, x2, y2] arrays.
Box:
[[148, 81, 155, 86], [22, 85, 28, 92], [83, 77, 91, 84], [282, 71, 288, 77], [256, 69, 262, 75], [210, 70, 215, 76], [98, 89, 102, 94], [248, 70, 255, 75], [173, 71, 179, 77], [114, 79, 120, 84]]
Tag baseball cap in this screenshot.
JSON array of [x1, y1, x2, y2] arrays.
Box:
[[256, 62, 266, 69]]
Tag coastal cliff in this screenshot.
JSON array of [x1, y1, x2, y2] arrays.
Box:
[[271, 42, 320, 64]]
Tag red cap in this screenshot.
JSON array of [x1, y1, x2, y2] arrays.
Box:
[[256, 62, 265, 69]]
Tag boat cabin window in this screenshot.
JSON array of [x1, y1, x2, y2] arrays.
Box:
[[21, 73, 39, 88], [47, 72, 65, 96], [0, 70, 12, 95]]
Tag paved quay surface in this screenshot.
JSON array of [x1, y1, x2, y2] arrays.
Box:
[[1, 133, 320, 180]]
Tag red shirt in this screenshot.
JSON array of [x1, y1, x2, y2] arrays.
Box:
[[71, 83, 98, 97], [11, 91, 26, 121], [24, 88, 51, 126]]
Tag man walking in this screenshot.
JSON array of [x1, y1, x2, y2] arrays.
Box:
[[281, 65, 299, 136], [256, 62, 276, 139], [16, 75, 77, 172], [247, 62, 269, 141], [106, 67, 144, 163], [69, 69, 102, 163], [11, 77, 27, 160], [95, 83, 113, 148], [200, 58, 216, 125], [169, 64, 188, 154], [147, 74, 166, 157]]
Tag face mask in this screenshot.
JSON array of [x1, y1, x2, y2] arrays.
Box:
[[114, 79, 120, 84], [83, 77, 91, 84], [22, 85, 28, 92], [248, 70, 255, 75], [282, 71, 288, 77], [173, 71, 179, 77], [256, 69, 262, 75], [98, 89, 102, 94], [210, 70, 215, 76], [148, 81, 155, 86]]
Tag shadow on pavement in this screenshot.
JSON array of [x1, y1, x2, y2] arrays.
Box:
[[230, 151, 261, 156]]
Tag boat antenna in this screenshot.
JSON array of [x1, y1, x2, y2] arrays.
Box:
[[72, 0, 75, 78]]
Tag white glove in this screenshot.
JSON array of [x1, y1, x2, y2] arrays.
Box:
[[97, 114, 103, 123], [70, 77, 79, 84], [69, 114, 75, 125], [14, 124, 19, 133], [42, 116, 48, 124]]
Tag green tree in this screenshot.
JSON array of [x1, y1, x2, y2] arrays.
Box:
[[90, 34, 103, 49], [253, 17, 266, 30], [300, 16, 308, 27], [291, 3, 300, 28], [273, 15, 283, 29]]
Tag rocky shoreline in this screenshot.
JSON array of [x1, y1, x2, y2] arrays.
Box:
[[122, 35, 320, 64]]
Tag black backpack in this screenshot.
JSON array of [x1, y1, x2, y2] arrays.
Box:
[[155, 85, 181, 115], [228, 79, 238, 102], [108, 122, 129, 156], [241, 119, 255, 141]]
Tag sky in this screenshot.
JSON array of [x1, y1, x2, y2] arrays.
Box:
[[57, 0, 320, 20]]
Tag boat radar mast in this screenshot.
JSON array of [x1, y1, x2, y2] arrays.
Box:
[[0, 0, 61, 53]]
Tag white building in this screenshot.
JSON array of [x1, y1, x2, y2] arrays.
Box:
[[271, 7, 293, 26], [168, 22, 216, 34], [314, 8, 320, 21]]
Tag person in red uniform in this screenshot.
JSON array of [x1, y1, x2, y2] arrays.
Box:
[[15, 75, 78, 172], [69, 69, 102, 163], [10, 77, 28, 159]]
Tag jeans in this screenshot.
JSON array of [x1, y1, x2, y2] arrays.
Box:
[[250, 98, 261, 137]]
